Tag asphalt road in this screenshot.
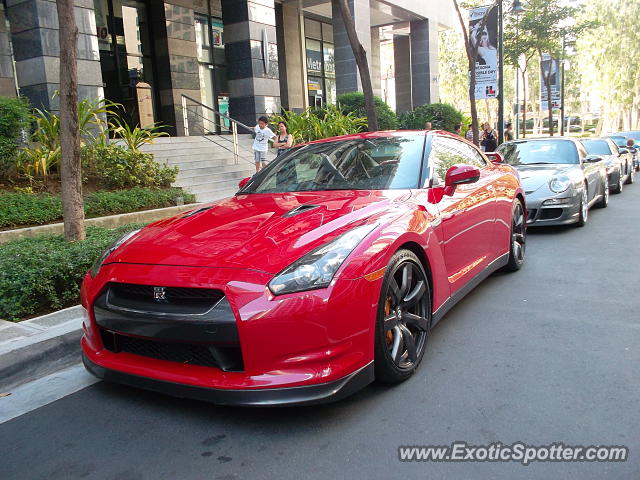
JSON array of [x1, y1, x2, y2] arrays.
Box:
[[3, 184, 640, 480]]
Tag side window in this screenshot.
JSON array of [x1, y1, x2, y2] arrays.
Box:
[[429, 136, 479, 187]]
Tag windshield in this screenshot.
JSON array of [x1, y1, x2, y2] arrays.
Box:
[[581, 139, 612, 156], [497, 140, 579, 166], [619, 131, 640, 141], [609, 136, 627, 147], [241, 135, 426, 193]]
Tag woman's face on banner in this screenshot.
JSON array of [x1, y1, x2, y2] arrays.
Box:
[[480, 28, 490, 47]]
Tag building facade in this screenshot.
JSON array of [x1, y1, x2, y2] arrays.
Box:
[[0, 0, 454, 134]]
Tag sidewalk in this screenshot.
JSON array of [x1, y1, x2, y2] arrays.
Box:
[[0, 306, 84, 392]]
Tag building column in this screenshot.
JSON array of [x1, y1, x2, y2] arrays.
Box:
[[410, 19, 430, 107], [280, 0, 306, 111], [370, 26, 381, 98], [332, 0, 371, 96], [6, 0, 103, 112], [221, 0, 280, 128], [0, 3, 17, 97], [394, 35, 411, 113], [150, 1, 202, 136], [427, 21, 439, 103]]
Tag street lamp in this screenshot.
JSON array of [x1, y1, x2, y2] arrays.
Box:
[[499, 0, 526, 144]]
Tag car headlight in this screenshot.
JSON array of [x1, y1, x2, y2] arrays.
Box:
[[90, 229, 141, 278], [269, 224, 376, 295], [549, 175, 571, 193]]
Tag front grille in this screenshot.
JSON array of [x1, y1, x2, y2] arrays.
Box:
[[107, 283, 224, 314], [540, 208, 563, 220], [100, 328, 244, 371]]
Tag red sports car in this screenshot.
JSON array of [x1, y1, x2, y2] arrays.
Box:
[[81, 130, 526, 406]]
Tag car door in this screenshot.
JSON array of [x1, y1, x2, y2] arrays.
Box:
[[577, 141, 601, 202], [428, 135, 497, 295]]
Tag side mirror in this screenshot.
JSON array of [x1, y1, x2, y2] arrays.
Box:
[[618, 147, 629, 155], [444, 164, 481, 195], [585, 155, 603, 163], [238, 177, 251, 189], [485, 152, 504, 164]]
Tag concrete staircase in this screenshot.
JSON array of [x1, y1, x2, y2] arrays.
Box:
[[141, 135, 275, 203]]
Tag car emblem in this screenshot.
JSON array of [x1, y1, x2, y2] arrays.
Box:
[[153, 286, 167, 301]]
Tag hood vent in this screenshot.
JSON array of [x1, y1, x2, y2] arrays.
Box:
[[282, 204, 321, 217], [182, 206, 213, 218]]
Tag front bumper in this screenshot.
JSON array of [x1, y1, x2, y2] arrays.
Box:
[[80, 263, 381, 404], [525, 191, 581, 226], [83, 353, 374, 406]]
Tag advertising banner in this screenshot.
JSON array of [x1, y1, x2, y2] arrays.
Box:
[[469, 5, 499, 99], [540, 53, 561, 111]]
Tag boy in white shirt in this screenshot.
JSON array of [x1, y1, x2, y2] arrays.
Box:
[[253, 116, 275, 172]]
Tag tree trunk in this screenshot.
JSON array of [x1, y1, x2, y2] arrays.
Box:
[[453, 0, 492, 146], [334, 0, 378, 131], [521, 68, 527, 138], [57, 0, 85, 242]]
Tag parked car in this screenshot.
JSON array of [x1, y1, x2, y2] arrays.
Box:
[[608, 134, 639, 171], [80, 130, 526, 406], [580, 137, 634, 193], [616, 131, 640, 171], [496, 138, 608, 227]]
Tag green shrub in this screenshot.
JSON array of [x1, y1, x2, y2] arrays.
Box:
[[398, 103, 464, 132], [0, 97, 30, 174], [84, 187, 195, 217], [336, 92, 399, 130], [83, 144, 178, 188], [0, 188, 195, 228], [0, 193, 63, 228], [272, 105, 367, 143], [0, 224, 146, 320]]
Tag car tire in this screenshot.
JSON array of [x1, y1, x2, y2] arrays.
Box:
[[575, 185, 588, 227], [595, 182, 609, 208], [375, 250, 431, 384], [614, 173, 623, 194], [504, 200, 526, 272], [627, 165, 635, 184]]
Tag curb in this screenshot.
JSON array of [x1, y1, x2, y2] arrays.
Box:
[[0, 203, 199, 244], [0, 306, 84, 392]]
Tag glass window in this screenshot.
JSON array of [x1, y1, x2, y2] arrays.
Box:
[[430, 137, 483, 186], [581, 140, 612, 156], [496, 140, 580, 166], [305, 18, 322, 40], [243, 136, 426, 193], [322, 22, 333, 41], [306, 38, 322, 76]]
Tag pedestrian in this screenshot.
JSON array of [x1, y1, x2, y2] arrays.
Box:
[[273, 121, 294, 157], [480, 122, 498, 152], [465, 124, 474, 142], [504, 122, 514, 142], [424, 121, 432, 131], [454, 124, 462, 136], [253, 115, 275, 172]]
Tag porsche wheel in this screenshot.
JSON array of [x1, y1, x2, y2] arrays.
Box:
[[627, 166, 635, 184], [504, 200, 526, 271], [375, 250, 431, 384], [575, 185, 589, 227]]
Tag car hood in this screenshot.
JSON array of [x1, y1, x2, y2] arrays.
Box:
[[108, 190, 408, 274], [514, 164, 575, 193]]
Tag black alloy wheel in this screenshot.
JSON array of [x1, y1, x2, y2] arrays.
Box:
[[504, 200, 526, 271], [375, 250, 431, 383]]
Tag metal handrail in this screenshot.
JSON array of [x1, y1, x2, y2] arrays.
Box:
[[180, 94, 256, 164]]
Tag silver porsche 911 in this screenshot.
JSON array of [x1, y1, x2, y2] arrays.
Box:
[[496, 138, 608, 227]]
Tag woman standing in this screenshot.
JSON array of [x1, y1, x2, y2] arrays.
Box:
[[480, 122, 498, 152], [273, 121, 294, 157]]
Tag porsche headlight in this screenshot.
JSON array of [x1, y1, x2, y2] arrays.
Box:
[[90, 229, 141, 277], [549, 175, 571, 193], [269, 224, 376, 295]]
